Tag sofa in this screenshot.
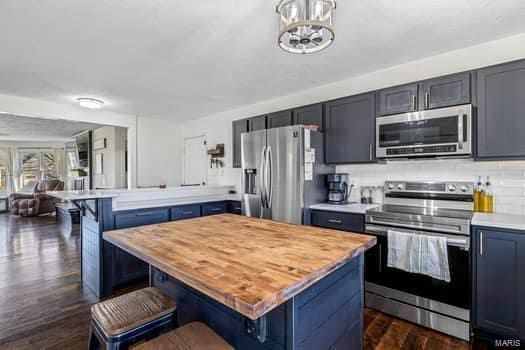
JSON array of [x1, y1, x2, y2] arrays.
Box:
[[9, 180, 65, 216]]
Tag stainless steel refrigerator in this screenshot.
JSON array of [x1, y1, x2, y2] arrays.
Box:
[[241, 125, 333, 224]]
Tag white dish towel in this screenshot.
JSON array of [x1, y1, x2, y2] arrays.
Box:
[[387, 230, 451, 283]]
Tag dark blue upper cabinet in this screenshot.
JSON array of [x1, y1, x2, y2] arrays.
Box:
[[293, 103, 324, 131], [232, 119, 248, 168], [248, 115, 267, 131], [325, 93, 376, 164], [419, 72, 471, 110], [267, 110, 292, 129], [472, 227, 525, 339], [378, 83, 418, 116], [477, 60, 525, 159]]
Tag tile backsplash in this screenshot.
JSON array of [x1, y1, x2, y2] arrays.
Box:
[[337, 159, 525, 215]]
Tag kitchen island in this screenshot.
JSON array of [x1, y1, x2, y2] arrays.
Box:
[[104, 214, 376, 350]]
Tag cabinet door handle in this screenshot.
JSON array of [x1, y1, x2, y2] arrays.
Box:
[[412, 95, 417, 111], [425, 92, 430, 109], [369, 144, 373, 160], [211, 208, 222, 212], [328, 219, 342, 224], [135, 212, 155, 217], [182, 211, 194, 215], [480, 231, 483, 256]]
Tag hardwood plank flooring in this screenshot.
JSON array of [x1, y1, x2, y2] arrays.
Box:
[[0, 212, 482, 349]]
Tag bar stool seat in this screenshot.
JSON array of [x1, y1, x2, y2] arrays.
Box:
[[89, 287, 177, 349], [134, 322, 233, 350]]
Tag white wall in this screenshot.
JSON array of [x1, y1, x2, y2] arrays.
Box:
[[136, 116, 182, 187], [178, 32, 525, 194], [93, 126, 127, 189], [0, 94, 185, 188], [0, 93, 139, 187]]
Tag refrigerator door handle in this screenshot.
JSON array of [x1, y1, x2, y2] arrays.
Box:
[[266, 146, 273, 208], [259, 146, 267, 208]]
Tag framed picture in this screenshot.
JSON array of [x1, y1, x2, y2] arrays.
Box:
[[95, 153, 104, 175]]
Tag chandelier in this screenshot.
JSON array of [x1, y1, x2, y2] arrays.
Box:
[[276, 0, 336, 54]]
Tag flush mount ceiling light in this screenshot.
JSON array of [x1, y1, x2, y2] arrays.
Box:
[[77, 97, 104, 109], [277, 0, 336, 54]]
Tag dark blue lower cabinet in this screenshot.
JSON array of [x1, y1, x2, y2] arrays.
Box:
[[472, 227, 525, 342], [227, 201, 242, 215], [171, 204, 201, 221], [151, 255, 363, 350], [310, 210, 365, 233], [202, 202, 227, 216], [110, 208, 170, 289]]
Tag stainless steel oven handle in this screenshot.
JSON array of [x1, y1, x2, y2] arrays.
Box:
[[365, 224, 469, 250], [368, 216, 464, 235]]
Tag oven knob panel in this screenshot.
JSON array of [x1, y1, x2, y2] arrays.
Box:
[[448, 185, 457, 192], [388, 183, 394, 190]]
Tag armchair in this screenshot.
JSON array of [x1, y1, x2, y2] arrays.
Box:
[[9, 180, 65, 216]]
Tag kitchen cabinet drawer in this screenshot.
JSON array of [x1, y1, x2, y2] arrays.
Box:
[[293, 103, 324, 131], [248, 115, 267, 131], [267, 110, 292, 129], [227, 200, 242, 215], [419, 72, 471, 110], [114, 208, 170, 229], [310, 210, 365, 233], [202, 202, 227, 216], [171, 204, 201, 221], [378, 83, 418, 116], [232, 119, 248, 168]]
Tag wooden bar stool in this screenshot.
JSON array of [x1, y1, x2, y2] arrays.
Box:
[[134, 322, 233, 350], [88, 287, 177, 350]]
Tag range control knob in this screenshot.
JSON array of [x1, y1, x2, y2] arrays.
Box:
[[397, 183, 404, 190], [460, 185, 469, 192], [387, 183, 394, 190], [448, 184, 457, 192]]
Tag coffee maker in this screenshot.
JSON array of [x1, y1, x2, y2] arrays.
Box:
[[326, 174, 351, 204]]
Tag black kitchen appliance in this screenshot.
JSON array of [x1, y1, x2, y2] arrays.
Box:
[[326, 174, 350, 204]]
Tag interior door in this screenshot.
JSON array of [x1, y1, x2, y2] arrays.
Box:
[[267, 125, 303, 224], [183, 135, 207, 186], [241, 129, 266, 219]]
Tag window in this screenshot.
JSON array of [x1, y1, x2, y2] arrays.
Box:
[[19, 151, 57, 191]]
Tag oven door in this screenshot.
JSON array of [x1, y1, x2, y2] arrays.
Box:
[[364, 224, 470, 311], [376, 104, 472, 158]]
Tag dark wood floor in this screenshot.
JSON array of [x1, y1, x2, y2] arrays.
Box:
[[0, 212, 478, 349]]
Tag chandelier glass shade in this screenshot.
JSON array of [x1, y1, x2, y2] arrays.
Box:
[[277, 0, 336, 54]]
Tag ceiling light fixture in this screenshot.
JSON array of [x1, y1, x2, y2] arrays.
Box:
[[77, 97, 104, 109], [277, 0, 336, 54]]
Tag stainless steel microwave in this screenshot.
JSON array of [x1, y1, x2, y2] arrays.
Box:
[[376, 104, 473, 159]]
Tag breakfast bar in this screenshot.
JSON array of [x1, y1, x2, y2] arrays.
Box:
[[104, 214, 376, 349]]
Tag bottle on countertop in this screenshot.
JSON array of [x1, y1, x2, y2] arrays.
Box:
[[482, 176, 494, 213], [474, 176, 483, 212]]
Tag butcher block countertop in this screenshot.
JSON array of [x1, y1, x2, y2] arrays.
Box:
[[103, 214, 376, 320]]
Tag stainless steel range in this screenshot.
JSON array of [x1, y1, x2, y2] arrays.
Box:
[[364, 181, 474, 341]]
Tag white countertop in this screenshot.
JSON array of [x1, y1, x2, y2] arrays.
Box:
[[472, 212, 525, 231], [309, 203, 380, 215], [113, 194, 241, 212], [47, 190, 119, 200]]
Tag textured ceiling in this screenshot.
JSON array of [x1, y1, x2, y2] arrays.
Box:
[[0, 114, 100, 141], [0, 1, 525, 121]]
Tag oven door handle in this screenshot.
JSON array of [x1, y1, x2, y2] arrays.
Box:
[[365, 224, 470, 251], [368, 216, 465, 235]]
